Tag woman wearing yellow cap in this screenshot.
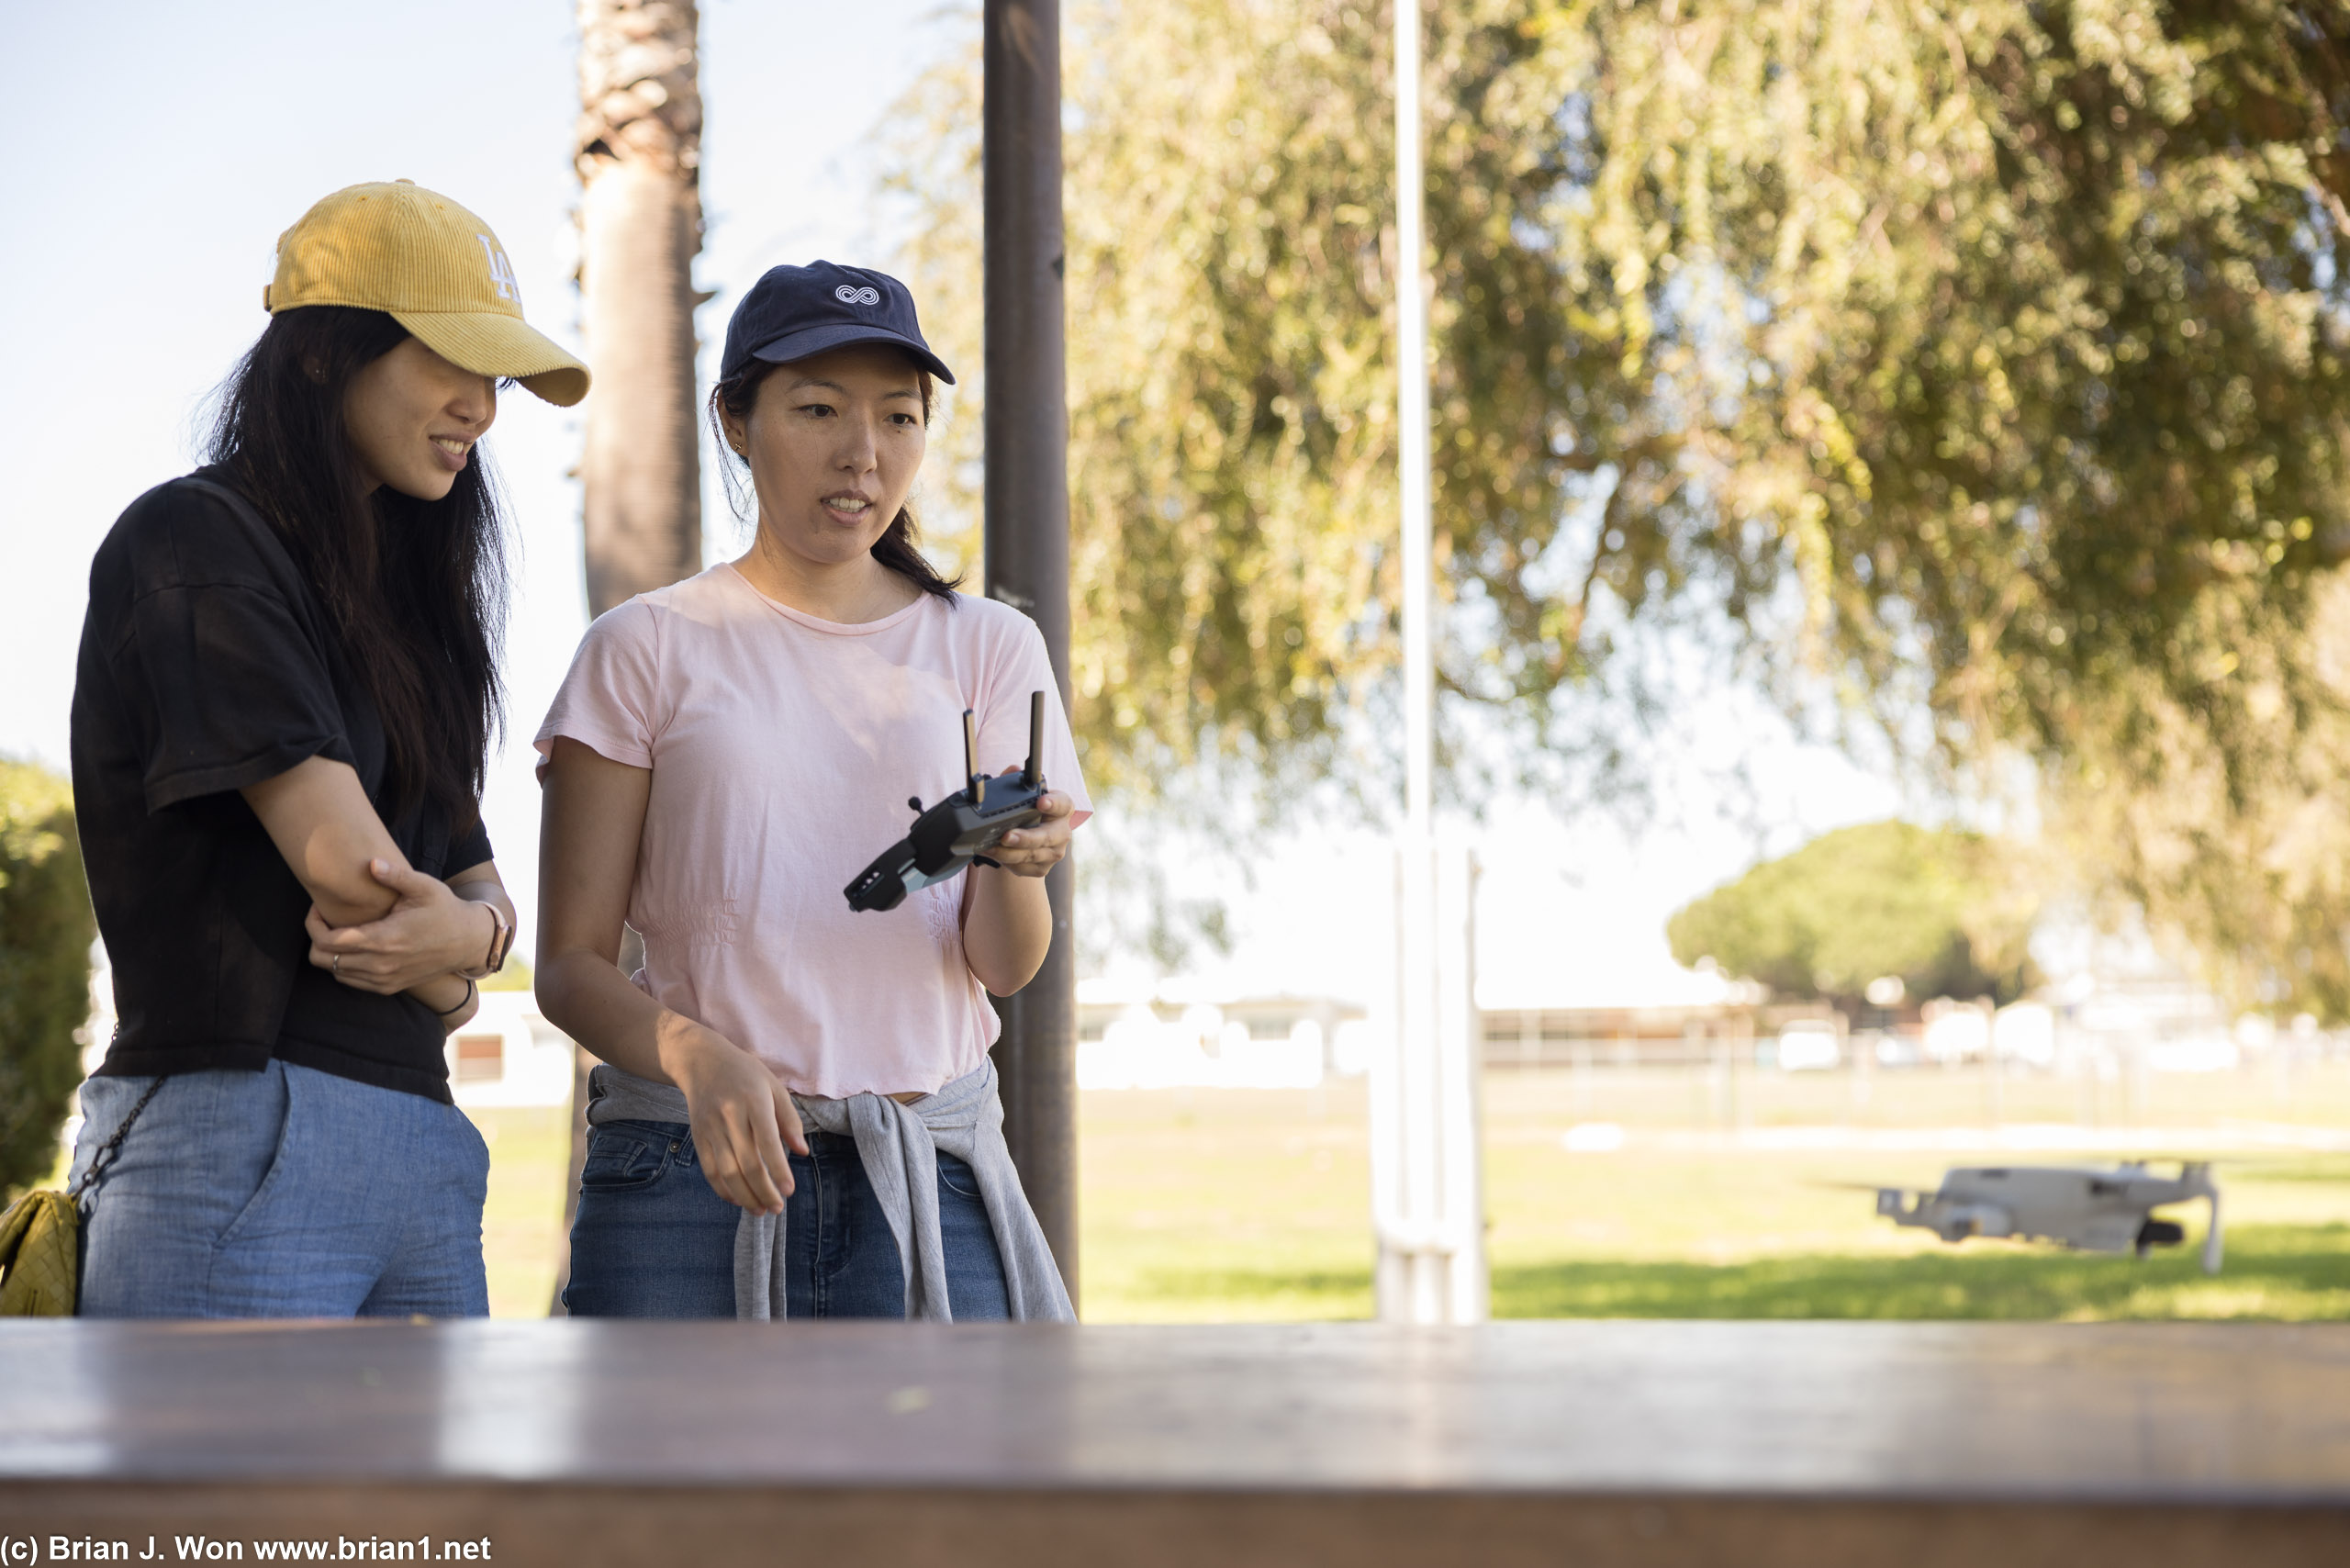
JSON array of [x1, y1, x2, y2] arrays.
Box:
[[63, 183, 588, 1318]]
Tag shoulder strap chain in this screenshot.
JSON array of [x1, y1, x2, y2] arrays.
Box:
[[68, 1075, 170, 1201]]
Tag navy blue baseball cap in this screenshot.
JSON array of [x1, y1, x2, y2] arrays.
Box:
[[719, 261, 956, 385]]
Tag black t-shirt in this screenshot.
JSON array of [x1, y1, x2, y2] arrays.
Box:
[[70, 468, 493, 1103]]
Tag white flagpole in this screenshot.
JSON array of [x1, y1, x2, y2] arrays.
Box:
[[1395, 2, 1432, 843], [1372, 0, 1486, 1326]]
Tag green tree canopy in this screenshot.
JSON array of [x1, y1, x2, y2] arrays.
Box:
[[0, 760, 95, 1193], [1666, 821, 2040, 1008]]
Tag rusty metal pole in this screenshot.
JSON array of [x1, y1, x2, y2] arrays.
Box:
[[983, 0, 1077, 1302]]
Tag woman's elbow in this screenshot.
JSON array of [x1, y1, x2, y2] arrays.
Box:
[[309, 879, 397, 930], [533, 965, 572, 1029], [533, 947, 600, 1030], [298, 839, 405, 927], [974, 948, 1048, 998]]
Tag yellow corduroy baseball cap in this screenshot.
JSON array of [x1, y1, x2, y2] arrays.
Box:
[[265, 180, 590, 408]]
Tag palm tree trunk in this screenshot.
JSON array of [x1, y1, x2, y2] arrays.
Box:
[[552, 0, 706, 1315], [576, 0, 705, 613]]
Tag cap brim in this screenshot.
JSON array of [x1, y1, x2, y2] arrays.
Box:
[[394, 310, 592, 408], [744, 321, 956, 385]]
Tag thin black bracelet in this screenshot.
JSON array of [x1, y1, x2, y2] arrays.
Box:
[[432, 976, 478, 1018]]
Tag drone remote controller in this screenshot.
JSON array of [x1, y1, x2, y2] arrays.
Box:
[[844, 691, 1049, 913]]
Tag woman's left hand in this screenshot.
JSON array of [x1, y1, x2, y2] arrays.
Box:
[[307, 859, 495, 994], [990, 791, 1076, 878]]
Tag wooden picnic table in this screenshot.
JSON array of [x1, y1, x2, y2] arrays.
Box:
[[4, 1319, 2348, 1565]]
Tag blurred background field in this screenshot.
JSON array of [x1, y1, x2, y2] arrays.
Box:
[[465, 1063, 2350, 1323], [470, 1106, 574, 1320]]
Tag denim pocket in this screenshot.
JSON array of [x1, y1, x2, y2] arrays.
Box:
[[580, 1123, 682, 1193], [936, 1155, 983, 1203], [208, 1065, 298, 1252]]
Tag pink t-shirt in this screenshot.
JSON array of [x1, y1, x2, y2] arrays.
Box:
[[534, 564, 1091, 1098]]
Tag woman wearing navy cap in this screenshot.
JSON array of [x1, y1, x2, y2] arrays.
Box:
[[535, 263, 1090, 1319]]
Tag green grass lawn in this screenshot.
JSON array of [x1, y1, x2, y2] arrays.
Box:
[[467, 1105, 572, 1318], [1076, 1067, 2350, 1324], [28, 1062, 2350, 1324], [1078, 1082, 1374, 1321], [1479, 1138, 2350, 1321]]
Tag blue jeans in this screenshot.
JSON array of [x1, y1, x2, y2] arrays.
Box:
[[563, 1123, 1011, 1319], [69, 1062, 490, 1318]]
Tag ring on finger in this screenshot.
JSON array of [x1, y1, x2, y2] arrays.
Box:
[[332, 954, 341, 979]]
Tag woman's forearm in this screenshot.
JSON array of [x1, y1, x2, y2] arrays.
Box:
[[961, 868, 1053, 996], [408, 971, 477, 1034], [535, 739, 682, 1075], [243, 756, 410, 927], [539, 947, 721, 1088]]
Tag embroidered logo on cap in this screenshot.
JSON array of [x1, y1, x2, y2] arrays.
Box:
[[834, 284, 882, 307], [476, 235, 520, 304]]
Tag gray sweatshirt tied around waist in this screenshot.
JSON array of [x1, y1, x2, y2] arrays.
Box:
[[585, 1058, 1075, 1322]]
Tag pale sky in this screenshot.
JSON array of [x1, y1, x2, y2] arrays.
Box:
[[0, 0, 1903, 1012]]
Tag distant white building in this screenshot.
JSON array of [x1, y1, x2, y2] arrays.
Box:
[[443, 990, 577, 1109], [2031, 912, 2249, 1075], [1074, 980, 1364, 1090]]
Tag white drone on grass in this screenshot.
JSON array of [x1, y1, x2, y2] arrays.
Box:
[[1867, 1161, 2223, 1275]]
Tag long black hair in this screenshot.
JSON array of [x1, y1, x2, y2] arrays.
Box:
[[707, 361, 961, 601], [207, 306, 507, 832]]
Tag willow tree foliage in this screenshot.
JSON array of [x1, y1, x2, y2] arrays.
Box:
[[887, 1, 2350, 1002], [2048, 570, 2350, 1016], [892, 3, 1409, 798]]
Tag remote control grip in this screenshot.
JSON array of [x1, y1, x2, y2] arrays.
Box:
[[842, 694, 1054, 913]]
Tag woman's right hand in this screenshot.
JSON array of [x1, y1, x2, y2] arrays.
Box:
[[662, 1015, 808, 1213], [303, 859, 495, 994]]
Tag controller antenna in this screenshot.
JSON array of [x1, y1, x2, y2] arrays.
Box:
[[963, 709, 985, 804], [1022, 690, 1045, 788]]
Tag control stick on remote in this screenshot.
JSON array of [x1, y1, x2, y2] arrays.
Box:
[[844, 691, 1050, 913]]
